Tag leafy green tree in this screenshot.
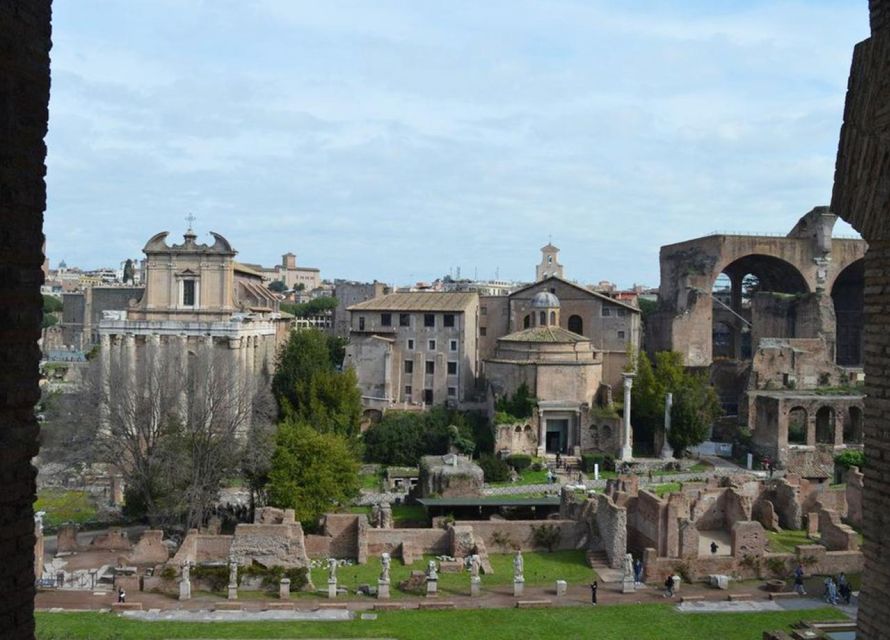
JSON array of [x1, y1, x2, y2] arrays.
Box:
[[632, 351, 721, 456], [280, 296, 338, 318], [43, 294, 63, 313], [272, 329, 361, 437], [495, 382, 536, 420], [266, 420, 359, 529], [268, 280, 287, 293], [122, 259, 135, 284]]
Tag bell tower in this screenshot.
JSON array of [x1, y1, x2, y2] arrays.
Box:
[[536, 242, 564, 281]]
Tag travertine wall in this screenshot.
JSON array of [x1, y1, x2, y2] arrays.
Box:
[[0, 2, 50, 635]]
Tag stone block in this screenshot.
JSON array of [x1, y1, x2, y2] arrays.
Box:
[[377, 579, 390, 599], [555, 580, 567, 597], [513, 580, 524, 597], [515, 600, 551, 608], [279, 578, 290, 600], [418, 601, 455, 610], [111, 602, 143, 611], [327, 579, 338, 599], [728, 593, 753, 601], [178, 579, 191, 601], [426, 579, 438, 597], [709, 574, 731, 590]]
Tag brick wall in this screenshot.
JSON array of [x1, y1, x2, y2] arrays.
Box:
[[323, 514, 360, 559], [0, 1, 51, 637]]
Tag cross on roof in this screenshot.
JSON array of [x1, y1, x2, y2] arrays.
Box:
[[185, 212, 196, 230]]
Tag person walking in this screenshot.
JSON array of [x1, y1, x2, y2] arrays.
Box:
[[117, 587, 126, 604], [793, 564, 807, 595], [663, 574, 675, 598], [837, 573, 851, 605], [710, 541, 719, 554], [826, 577, 838, 605], [633, 559, 643, 586], [589, 580, 598, 605]]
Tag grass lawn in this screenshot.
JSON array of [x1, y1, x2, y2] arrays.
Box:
[[651, 482, 682, 497], [767, 529, 811, 553], [306, 550, 593, 599], [360, 472, 381, 491], [489, 468, 549, 487], [35, 603, 849, 639], [34, 488, 99, 528]]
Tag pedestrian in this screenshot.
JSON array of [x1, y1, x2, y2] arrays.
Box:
[[589, 580, 598, 605], [826, 577, 838, 605], [556, 452, 562, 468], [793, 564, 807, 595], [663, 574, 674, 598], [118, 587, 125, 603], [634, 559, 643, 585], [710, 541, 719, 555]]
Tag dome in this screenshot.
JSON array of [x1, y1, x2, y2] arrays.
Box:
[[530, 291, 560, 309]]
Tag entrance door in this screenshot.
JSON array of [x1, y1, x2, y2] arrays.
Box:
[[545, 419, 568, 453]]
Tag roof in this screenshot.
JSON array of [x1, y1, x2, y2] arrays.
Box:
[[510, 276, 639, 312], [349, 291, 478, 312], [541, 243, 559, 252], [531, 291, 560, 308], [499, 326, 590, 343], [234, 262, 265, 278], [417, 497, 560, 507]]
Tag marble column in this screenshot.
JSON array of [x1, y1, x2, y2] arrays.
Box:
[[537, 408, 546, 457], [619, 373, 635, 462], [660, 392, 675, 459]]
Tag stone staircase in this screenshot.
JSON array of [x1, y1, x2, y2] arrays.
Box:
[[586, 550, 623, 582]]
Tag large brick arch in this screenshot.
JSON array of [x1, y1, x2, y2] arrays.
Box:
[[830, 1, 890, 637]]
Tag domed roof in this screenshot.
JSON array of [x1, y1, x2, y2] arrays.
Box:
[[530, 291, 560, 308]]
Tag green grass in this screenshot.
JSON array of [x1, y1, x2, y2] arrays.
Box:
[[307, 550, 593, 598], [34, 488, 99, 528], [767, 529, 811, 553], [35, 603, 849, 639], [489, 468, 549, 487], [360, 472, 381, 491], [651, 482, 682, 496]]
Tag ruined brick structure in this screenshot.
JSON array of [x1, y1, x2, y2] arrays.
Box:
[[831, 1, 890, 635], [0, 2, 51, 637]]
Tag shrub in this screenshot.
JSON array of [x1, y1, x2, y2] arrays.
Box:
[[191, 565, 230, 592], [531, 524, 561, 552], [477, 453, 510, 483], [506, 454, 533, 472], [158, 565, 176, 580], [834, 449, 865, 470], [243, 564, 309, 591], [765, 557, 787, 577], [490, 530, 518, 552], [580, 454, 614, 473], [531, 461, 543, 472]]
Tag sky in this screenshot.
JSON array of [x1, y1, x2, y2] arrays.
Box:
[[46, 0, 870, 288]]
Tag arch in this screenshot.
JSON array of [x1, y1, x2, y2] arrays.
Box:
[[788, 406, 807, 444], [600, 424, 613, 441], [523, 424, 532, 433], [815, 406, 836, 444], [568, 314, 583, 335], [523, 314, 531, 329], [845, 406, 864, 444], [539, 311, 546, 326], [832, 258, 864, 366], [549, 310, 556, 325], [710, 255, 809, 361]]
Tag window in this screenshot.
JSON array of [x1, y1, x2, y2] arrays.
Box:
[[407, 339, 415, 350], [399, 313, 410, 327], [359, 316, 366, 330], [480, 306, 487, 316], [404, 385, 412, 397], [182, 279, 196, 306], [539, 311, 546, 325], [523, 315, 530, 329], [480, 327, 487, 336], [423, 389, 434, 404], [617, 308, 627, 317], [448, 387, 457, 397], [428, 339, 436, 350], [447, 361, 458, 375], [381, 313, 392, 326], [444, 314, 455, 327], [602, 307, 611, 317], [618, 330, 626, 340], [449, 340, 458, 352], [425, 360, 435, 375], [404, 360, 413, 374], [568, 315, 583, 334], [424, 314, 435, 327]]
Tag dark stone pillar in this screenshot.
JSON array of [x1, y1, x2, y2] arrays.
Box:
[[0, 2, 52, 638]]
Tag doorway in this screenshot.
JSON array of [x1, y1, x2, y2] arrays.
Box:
[[545, 419, 568, 453]]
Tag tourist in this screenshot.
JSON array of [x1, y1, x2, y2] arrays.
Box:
[[838, 574, 852, 605], [633, 558, 643, 585], [117, 587, 125, 604], [710, 541, 719, 554], [590, 580, 598, 605], [663, 574, 675, 598], [556, 452, 562, 468], [825, 577, 838, 605], [793, 565, 807, 595]]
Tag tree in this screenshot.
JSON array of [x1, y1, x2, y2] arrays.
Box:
[[362, 407, 485, 465], [268, 280, 287, 293], [494, 382, 536, 420], [272, 329, 361, 436], [632, 351, 722, 456], [122, 259, 135, 284], [266, 420, 359, 528], [280, 296, 338, 318]]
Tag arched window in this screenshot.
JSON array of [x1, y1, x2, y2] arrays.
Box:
[[568, 315, 583, 335], [539, 311, 546, 326], [816, 407, 835, 444], [523, 314, 531, 329], [845, 406, 863, 444], [549, 311, 556, 325], [788, 407, 807, 444]]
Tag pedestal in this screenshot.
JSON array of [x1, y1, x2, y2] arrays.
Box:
[[179, 579, 191, 601], [619, 444, 633, 463], [426, 579, 438, 597], [227, 584, 238, 600], [377, 579, 390, 599], [279, 578, 290, 600], [622, 577, 636, 594], [327, 579, 338, 599], [555, 579, 567, 597], [513, 579, 524, 597], [470, 576, 481, 597]]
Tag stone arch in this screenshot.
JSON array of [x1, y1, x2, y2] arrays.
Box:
[[568, 314, 583, 335], [845, 406, 864, 444], [539, 310, 546, 326], [816, 406, 836, 444], [788, 406, 807, 445], [601, 424, 613, 441], [710, 255, 809, 361], [523, 314, 531, 329], [514, 425, 522, 433], [831, 258, 864, 366], [549, 310, 557, 325]]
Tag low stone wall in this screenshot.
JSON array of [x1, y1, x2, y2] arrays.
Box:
[[365, 528, 450, 560], [304, 534, 331, 558], [458, 519, 585, 553], [323, 514, 360, 559], [818, 508, 859, 551]]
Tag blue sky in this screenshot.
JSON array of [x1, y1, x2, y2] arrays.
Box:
[[46, 1, 868, 287]]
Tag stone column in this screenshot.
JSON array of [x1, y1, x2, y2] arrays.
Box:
[[537, 408, 546, 457], [619, 373, 635, 462], [660, 392, 675, 459], [99, 333, 112, 433], [279, 578, 290, 600]]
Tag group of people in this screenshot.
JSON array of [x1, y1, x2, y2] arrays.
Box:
[[823, 572, 852, 605]]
